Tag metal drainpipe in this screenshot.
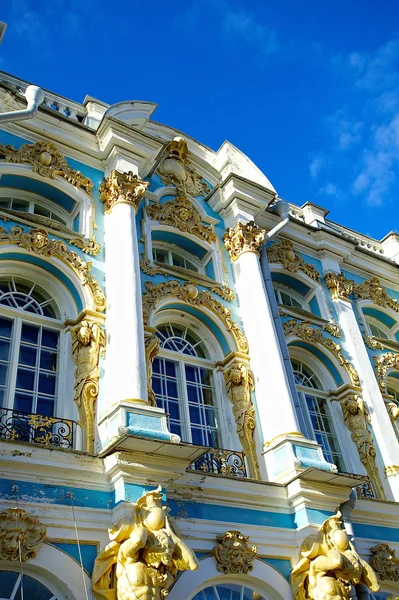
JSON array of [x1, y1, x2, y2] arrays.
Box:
[[0, 85, 45, 123], [260, 200, 301, 408]]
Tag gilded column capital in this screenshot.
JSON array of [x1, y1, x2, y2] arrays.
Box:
[[223, 221, 265, 262], [324, 271, 353, 301], [100, 170, 149, 214]]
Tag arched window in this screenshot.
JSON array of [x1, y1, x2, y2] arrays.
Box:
[[0, 571, 59, 599], [152, 323, 220, 446], [0, 194, 71, 228], [0, 276, 60, 417], [274, 287, 302, 309], [365, 316, 391, 340], [153, 244, 201, 273], [387, 378, 399, 439], [192, 584, 263, 600], [292, 359, 344, 471]]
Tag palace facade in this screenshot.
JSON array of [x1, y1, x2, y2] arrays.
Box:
[[0, 71, 398, 600]]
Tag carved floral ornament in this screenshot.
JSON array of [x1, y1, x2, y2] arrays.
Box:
[[157, 137, 211, 198], [223, 221, 265, 263], [282, 319, 360, 386], [0, 140, 93, 194], [0, 225, 106, 312], [369, 543, 399, 582], [325, 272, 399, 313], [267, 239, 321, 281], [100, 170, 149, 214], [142, 280, 249, 354], [374, 352, 399, 391], [213, 530, 258, 575], [0, 507, 46, 562], [324, 272, 354, 301]]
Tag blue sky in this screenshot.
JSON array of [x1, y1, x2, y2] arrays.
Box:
[[1, 0, 399, 240]]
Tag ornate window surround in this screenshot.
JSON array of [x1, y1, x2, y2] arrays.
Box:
[[357, 299, 399, 351], [0, 188, 72, 229]]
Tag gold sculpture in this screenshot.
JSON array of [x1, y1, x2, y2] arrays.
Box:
[[223, 221, 265, 262], [374, 353, 399, 391], [92, 486, 199, 600], [324, 272, 353, 301], [340, 395, 385, 499], [142, 280, 248, 354], [147, 195, 216, 243], [291, 512, 380, 600], [267, 239, 321, 281], [213, 530, 258, 574], [0, 140, 93, 194], [157, 137, 211, 198], [369, 543, 399, 582], [353, 277, 399, 313], [0, 225, 106, 312], [364, 335, 384, 350], [100, 170, 149, 214], [71, 319, 106, 453], [223, 361, 260, 480], [0, 507, 46, 562], [70, 236, 101, 256], [145, 332, 160, 407], [323, 321, 342, 338]]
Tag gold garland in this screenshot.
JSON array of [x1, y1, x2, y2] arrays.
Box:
[[267, 239, 321, 281]]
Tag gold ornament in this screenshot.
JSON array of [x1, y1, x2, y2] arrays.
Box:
[[70, 319, 106, 453], [0, 141, 93, 194], [223, 221, 265, 262], [323, 321, 342, 337], [147, 195, 216, 243], [291, 512, 379, 600], [70, 236, 101, 256], [157, 137, 211, 197], [353, 277, 399, 312], [145, 332, 160, 407], [213, 530, 257, 574], [340, 395, 385, 499], [142, 280, 248, 354], [324, 272, 353, 301], [0, 508, 46, 562], [283, 320, 360, 386], [92, 486, 199, 600], [370, 543, 399, 582], [267, 239, 321, 281], [374, 353, 399, 391], [387, 400, 399, 424], [364, 336, 384, 350], [100, 170, 149, 214], [223, 362, 260, 480]]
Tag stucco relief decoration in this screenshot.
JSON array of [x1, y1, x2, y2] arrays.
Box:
[[324, 272, 353, 301], [71, 319, 106, 453], [340, 395, 385, 500], [365, 336, 384, 350], [369, 543, 399, 582], [291, 512, 380, 600], [267, 239, 321, 281], [223, 221, 266, 263], [0, 225, 106, 312], [223, 362, 260, 480], [70, 236, 101, 256], [387, 400, 399, 424], [213, 530, 258, 575], [92, 486, 199, 600], [353, 277, 399, 312], [0, 507, 46, 562], [142, 280, 249, 354], [146, 195, 216, 243], [100, 170, 149, 214], [323, 321, 342, 338], [374, 353, 399, 391], [157, 136, 211, 198], [145, 332, 160, 407], [0, 141, 93, 194], [283, 320, 360, 387]]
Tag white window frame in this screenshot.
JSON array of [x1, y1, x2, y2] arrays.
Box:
[[274, 285, 306, 309], [386, 378, 399, 439], [152, 241, 204, 274], [364, 315, 393, 340], [0, 189, 73, 229]]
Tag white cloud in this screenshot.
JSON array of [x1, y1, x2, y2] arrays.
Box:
[[309, 155, 326, 179]]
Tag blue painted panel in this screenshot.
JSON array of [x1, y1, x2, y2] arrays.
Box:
[[0, 130, 30, 148], [259, 558, 291, 581], [300, 253, 323, 272], [293, 444, 333, 472], [288, 341, 343, 385], [309, 295, 321, 317], [115, 482, 165, 505], [50, 542, 98, 576], [294, 507, 333, 529], [353, 523, 399, 542], [125, 411, 175, 441], [271, 272, 311, 296], [152, 230, 208, 259], [205, 259, 215, 280], [0, 174, 76, 212], [362, 307, 396, 329]]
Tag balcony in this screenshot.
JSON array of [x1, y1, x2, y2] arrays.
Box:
[[0, 407, 76, 449], [188, 447, 247, 478]]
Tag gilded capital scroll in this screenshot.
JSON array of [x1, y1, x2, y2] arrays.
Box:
[[223, 221, 265, 262], [100, 170, 149, 214], [324, 272, 353, 301]]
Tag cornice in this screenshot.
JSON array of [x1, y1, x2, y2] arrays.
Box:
[[207, 172, 277, 219]]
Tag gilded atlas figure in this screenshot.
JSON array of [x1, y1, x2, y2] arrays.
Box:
[[144, 333, 160, 407], [291, 512, 380, 600], [223, 361, 260, 480], [71, 320, 105, 453], [92, 487, 199, 600]]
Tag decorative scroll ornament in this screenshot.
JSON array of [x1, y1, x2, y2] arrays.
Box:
[[142, 280, 248, 354], [323, 321, 342, 337], [157, 137, 211, 197], [267, 239, 321, 281], [387, 400, 399, 424], [324, 272, 353, 301], [0, 508, 46, 562], [70, 236, 101, 256], [92, 486, 199, 600], [0, 226, 106, 312], [340, 395, 385, 499], [283, 320, 360, 386], [100, 170, 149, 214], [365, 335, 384, 350], [223, 221, 265, 263], [291, 512, 380, 600], [213, 530, 257, 575], [374, 353, 399, 391], [223, 362, 260, 480], [370, 543, 399, 582], [147, 195, 216, 243], [145, 332, 160, 406], [353, 277, 399, 312], [71, 319, 105, 453], [0, 141, 93, 194]]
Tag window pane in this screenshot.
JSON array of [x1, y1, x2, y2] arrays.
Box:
[[0, 317, 12, 337], [39, 374, 56, 395], [16, 368, 35, 391], [14, 393, 33, 413], [19, 345, 37, 366], [21, 324, 39, 344], [0, 340, 10, 361], [40, 350, 58, 371], [42, 329, 59, 349], [37, 397, 55, 417]]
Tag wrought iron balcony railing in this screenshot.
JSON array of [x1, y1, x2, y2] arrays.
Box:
[[0, 407, 76, 449], [355, 481, 376, 499], [188, 448, 247, 478]]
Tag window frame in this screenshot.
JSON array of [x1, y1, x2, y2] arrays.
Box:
[[152, 242, 204, 274], [0, 189, 73, 229]]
